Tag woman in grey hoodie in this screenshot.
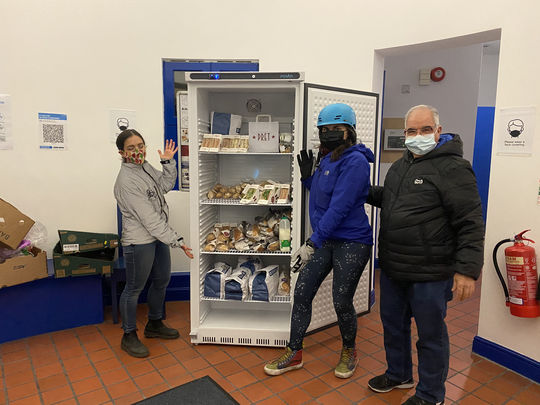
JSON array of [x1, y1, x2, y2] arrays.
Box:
[[114, 129, 193, 358]]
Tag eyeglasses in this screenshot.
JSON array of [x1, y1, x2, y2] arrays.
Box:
[[404, 126, 435, 136], [125, 143, 145, 152]]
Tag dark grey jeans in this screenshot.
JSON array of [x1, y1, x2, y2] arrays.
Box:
[[120, 241, 171, 333]]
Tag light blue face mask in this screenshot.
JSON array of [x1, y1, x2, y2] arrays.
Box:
[[405, 133, 437, 155]]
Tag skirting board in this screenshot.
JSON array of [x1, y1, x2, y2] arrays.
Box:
[[472, 336, 540, 383]]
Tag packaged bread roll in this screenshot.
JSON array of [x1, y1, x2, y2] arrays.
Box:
[[216, 243, 229, 252], [204, 241, 217, 252]]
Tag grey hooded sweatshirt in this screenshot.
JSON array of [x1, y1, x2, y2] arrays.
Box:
[[114, 160, 180, 246]]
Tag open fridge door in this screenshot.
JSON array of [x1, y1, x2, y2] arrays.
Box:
[[302, 83, 379, 333]]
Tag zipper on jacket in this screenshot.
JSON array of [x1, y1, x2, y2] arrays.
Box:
[[388, 160, 413, 212], [142, 165, 168, 222]]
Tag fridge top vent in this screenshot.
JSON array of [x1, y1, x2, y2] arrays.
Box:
[[186, 72, 304, 82]]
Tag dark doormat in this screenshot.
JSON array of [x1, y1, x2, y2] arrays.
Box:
[[133, 375, 239, 405]]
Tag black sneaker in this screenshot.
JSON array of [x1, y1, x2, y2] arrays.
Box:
[[402, 395, 444, 405], [144, 319, 180, 339], [121, 331, 149, 358], [368, 374, 414, 393]]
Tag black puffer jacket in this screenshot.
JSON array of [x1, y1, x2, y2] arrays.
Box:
[[369, 134, 484, 281]]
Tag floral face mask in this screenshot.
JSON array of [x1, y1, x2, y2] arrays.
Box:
[[123, 148, 146, 164]]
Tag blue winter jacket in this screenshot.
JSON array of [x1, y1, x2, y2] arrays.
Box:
[[303, 144, 374, 248]]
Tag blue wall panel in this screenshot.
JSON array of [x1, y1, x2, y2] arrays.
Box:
[[472, 106, 495, 221], [473, 336, 540, 383], [0, 274, 103, 344]]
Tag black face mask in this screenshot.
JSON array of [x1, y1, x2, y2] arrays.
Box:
[[509, 130, 521, 137], [319, 130, 346, 151]]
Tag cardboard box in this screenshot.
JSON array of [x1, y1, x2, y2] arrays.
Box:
[[53, 243, 115, 278], [0, 199, 35, 250], [0, 247, 48, 288], [58, 230, 119, 254]]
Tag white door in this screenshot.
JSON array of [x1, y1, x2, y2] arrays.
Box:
[[302, 83, 379, 333]]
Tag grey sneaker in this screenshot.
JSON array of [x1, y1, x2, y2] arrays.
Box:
[[144, 319, 179, 339], [121, 331, 149, 358], [368, 374, 414, 392], [334, 347, 358, 378]]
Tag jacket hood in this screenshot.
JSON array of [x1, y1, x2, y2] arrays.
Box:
[[342, 143, 375, 163], [405, 133, 463, 161]]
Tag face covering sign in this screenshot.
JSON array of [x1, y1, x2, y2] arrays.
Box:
[[497, 106, 536, 156]]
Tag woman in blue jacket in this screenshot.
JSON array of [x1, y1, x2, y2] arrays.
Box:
[[265, 103, 373, 379]]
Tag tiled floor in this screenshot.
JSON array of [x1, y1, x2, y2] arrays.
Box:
[[1, 272, 539, 405]]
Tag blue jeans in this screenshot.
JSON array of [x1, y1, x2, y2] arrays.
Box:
[[120, 241, 171, 333], [289, 241, 371, 350], [380, 270, 453, 404]]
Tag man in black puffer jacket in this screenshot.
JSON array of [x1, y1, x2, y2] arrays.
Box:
[[367, 105, 484, 405]]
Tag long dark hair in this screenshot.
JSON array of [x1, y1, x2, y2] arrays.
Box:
[[329, 127, 357, 161], [116, 129, 145, 150]]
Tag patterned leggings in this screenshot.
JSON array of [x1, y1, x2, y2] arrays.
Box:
[[289, 240, 371, 350]]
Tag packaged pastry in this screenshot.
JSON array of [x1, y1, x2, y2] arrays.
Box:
[[216, 243, 229, 252], [217, 233, 229, 243], [278, 266, 290, 296], [246, 224, 260, 238], [232, 226, 244, 242], [234, 240, 250, 251], [277, 184, 290, 204], [204, 241, 217, 252], [260, 226, 274, 237], [267, 240, 280, 251], [206, 233, 216, 243], [252, 243, 266, 252]]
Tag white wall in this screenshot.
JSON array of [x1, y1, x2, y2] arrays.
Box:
[[477, 51, 500, 106], [382, 44, 483, 162], [1, 0, 539, 362]]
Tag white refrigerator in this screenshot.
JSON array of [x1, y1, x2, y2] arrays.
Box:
[[186, 72, 379, 347]]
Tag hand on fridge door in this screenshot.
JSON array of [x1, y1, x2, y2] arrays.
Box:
[[158, 139, 179, 161], [171, 237, 194, 259], [297, 150, 314, 180], [291, 239, 315, 273]]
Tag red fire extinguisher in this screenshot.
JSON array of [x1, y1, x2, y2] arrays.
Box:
[[493, 230, 540, 317]]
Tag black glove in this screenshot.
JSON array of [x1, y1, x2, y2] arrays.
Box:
[[297, 149, 314, 180]]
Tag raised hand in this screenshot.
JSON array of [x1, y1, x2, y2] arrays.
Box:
[[158, 139, 179, 160], [297, 149, 314, 180]]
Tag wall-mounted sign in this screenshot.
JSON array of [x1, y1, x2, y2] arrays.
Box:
[[384, 129, 406, 151], [0, 94, 12, 150], [497, 106, 536, 156], [39, 112, 67, 150], [110, 109, 137, 144]]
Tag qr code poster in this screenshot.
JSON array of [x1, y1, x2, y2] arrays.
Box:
[[0, 94, 12, 150], [38, 112, 67, 150]]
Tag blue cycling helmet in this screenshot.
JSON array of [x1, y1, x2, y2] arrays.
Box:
[[317, 103, 356, 128]]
